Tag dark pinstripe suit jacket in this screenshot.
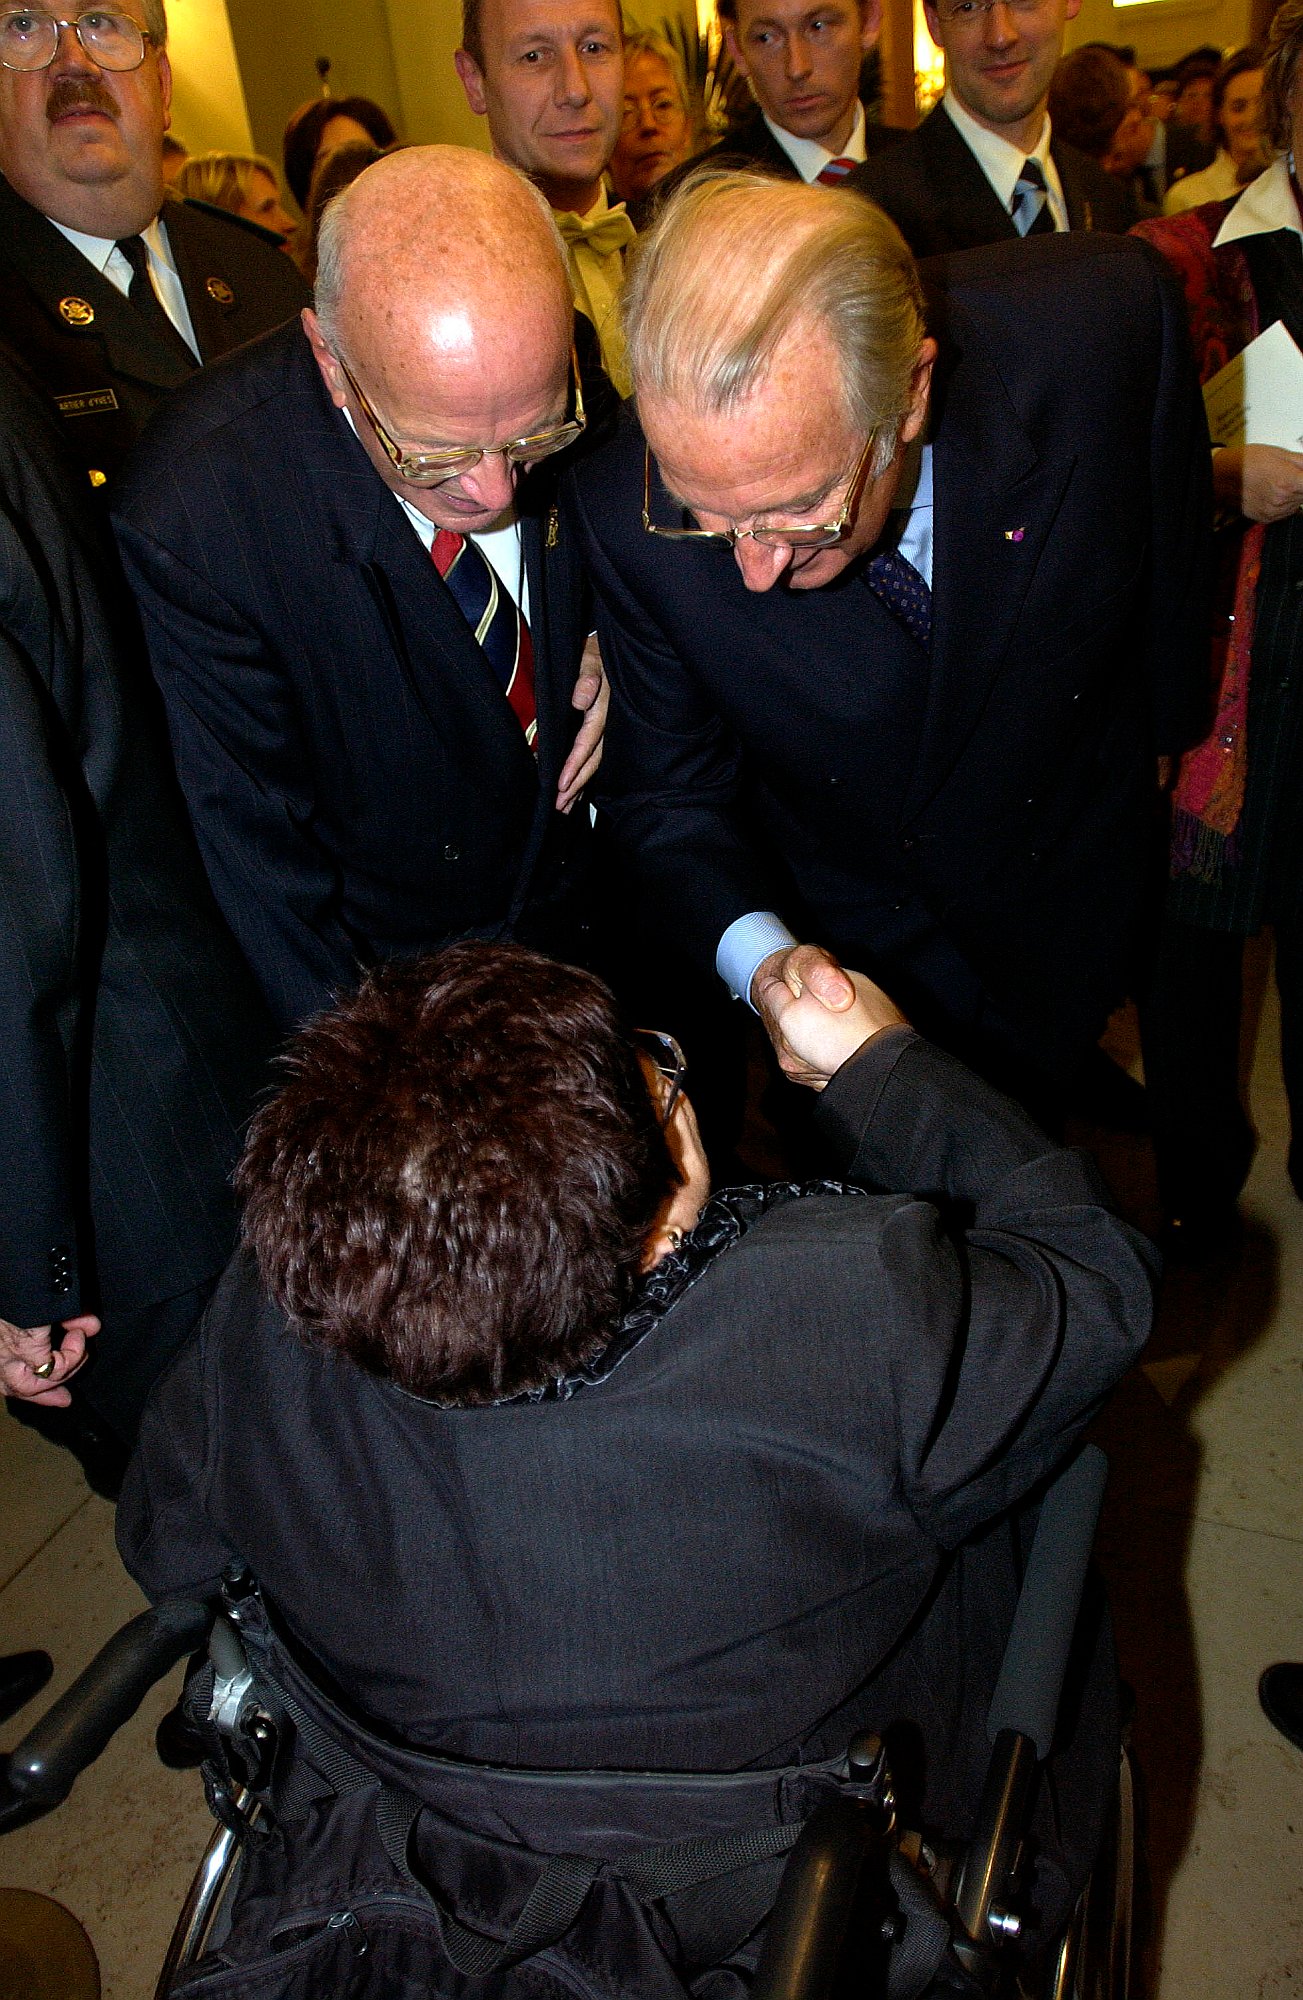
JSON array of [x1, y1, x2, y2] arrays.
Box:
[[113, 321, 599, 1034], [0, 360, 273, 1329]]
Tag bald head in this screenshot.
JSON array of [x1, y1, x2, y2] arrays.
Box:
[[305, 146, 577, 533]]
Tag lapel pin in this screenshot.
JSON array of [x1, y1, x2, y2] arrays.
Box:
[[1003, 525, 1027, 542], [205, 276, 235, 306], [59, 296, 95, 326]]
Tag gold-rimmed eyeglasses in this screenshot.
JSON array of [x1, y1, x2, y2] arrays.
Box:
[[634, 1028, 687, 1127], [0, 9, 154, 71], [334, 345, 586, 489], [641, 431, 878, 549]]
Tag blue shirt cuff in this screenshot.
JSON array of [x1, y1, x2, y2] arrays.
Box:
[[716, 912, 799, 1010]]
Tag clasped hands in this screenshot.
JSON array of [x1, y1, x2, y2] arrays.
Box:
[[750, 944, 906, 1088]]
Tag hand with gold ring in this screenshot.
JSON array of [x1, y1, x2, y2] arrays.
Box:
[[0, 1314, 100, 1406]]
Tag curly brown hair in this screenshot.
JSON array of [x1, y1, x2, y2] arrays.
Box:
[[237, 943, 676, 1406], [1262, 0, 1303, 152]]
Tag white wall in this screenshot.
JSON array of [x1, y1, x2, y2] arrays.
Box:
[[1065, 0, 1253, 67]]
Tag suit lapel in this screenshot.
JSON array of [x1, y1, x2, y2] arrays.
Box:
[[0, 176, 192, 391], [919, 109, 1018, 248], [1050, 141, 1092, 233], [905, 305, 1075, 818]]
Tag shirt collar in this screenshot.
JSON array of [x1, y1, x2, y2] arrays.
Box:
[[763, 101, 867, 182], [943, 89, 1051, 211], [1212, 153, 1301, 249], [49, 209, 169, 274]]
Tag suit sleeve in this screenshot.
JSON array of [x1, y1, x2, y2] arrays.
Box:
[[570, 476, 783, 973], [0, 596, 84, 1326], [115, 1310, 235, 1601], [113, 513, 364, 1031], [1137, 239, 1213, 755], [813, 1027, 1157, 1544]]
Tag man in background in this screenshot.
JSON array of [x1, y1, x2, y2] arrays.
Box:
[[850, 0, 1134, 254], [455, 0, 633, 391], [0, 0, 307, 485]]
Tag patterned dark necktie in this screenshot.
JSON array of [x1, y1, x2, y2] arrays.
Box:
[[431, 529, 537, 749], [114, 234, 197, 366], [1011, 157, 1055, 237], [866, 544, 932, 647], [817, 156, 856, 185]]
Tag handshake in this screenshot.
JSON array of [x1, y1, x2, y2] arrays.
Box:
[[750, 946, 907, 1090]]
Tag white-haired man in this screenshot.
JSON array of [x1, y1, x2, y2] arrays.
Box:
[[573, 173, 1208, 1115], [0, 0, 307, 486]]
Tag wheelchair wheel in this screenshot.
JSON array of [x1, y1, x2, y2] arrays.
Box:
[[153, 1791, 257, 1999]]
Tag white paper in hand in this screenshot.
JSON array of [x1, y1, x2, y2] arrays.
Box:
[[1203, 318, 1303, 451]]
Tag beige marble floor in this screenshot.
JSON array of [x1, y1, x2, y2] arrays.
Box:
[[1, 988, 1301, 1997]]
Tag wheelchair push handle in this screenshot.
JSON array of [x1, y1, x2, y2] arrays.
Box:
[[0, 1596, 212, 1833], [986, 1444, 1109, 1762]]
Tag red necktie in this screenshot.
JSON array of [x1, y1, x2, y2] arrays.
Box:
[[817, 156, 856, 184], [431, 529, 537, 750]]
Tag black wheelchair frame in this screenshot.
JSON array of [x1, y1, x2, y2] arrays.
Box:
[[0, 1445, 1133, 2000]]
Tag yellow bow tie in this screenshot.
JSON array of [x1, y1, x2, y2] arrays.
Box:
[[555, 206, 637, 259]]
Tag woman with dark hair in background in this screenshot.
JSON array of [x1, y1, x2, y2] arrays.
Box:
[[1163, 46, 1269, 214], [282, 94, 397, 213], [1135, 0, 1303, 1247]]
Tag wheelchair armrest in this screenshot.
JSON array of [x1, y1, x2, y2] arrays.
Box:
[[953, 1444, 1110, 1952], [0, 1596, 213, 1833], [750, 1797, 895, 2000]]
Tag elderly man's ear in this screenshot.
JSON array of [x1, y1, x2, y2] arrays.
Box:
[[642, 1083, 712, 1270]]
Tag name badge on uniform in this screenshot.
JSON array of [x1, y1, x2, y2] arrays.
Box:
[[55, 388, 119, 418]]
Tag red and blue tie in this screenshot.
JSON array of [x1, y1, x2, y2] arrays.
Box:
[[432, 529, 537, 749]]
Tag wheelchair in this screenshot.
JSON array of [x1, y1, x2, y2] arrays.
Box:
[[0, 1445, 1134, 2000]]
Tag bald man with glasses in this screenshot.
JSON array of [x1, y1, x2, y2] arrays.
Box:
[[112, 147, 611, 1033], [0, 0, 307, 487]]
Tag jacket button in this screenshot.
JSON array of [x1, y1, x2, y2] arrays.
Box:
[[442, 844, 461, 863], [48, 1247, 72, 1291], [900, 834, 916, 852]]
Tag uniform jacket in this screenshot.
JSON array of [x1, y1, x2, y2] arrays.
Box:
[[0, 175, 309, 486], [0, 358, 273, 1329], [850, 100, 1138, 258], [112, 321, 599, 1032], [573, 234, 1209, 1082]]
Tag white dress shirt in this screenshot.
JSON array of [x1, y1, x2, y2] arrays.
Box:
[[51, 211, 200, 358], [942, 90, 1068, 233], [764, 102, 868, 183], [716, 443, 935, 1004]]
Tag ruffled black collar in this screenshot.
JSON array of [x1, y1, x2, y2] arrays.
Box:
[[514, 1178, 866, 1404]]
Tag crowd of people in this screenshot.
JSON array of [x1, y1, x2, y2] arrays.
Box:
[[1, 0, 1302, 1982]]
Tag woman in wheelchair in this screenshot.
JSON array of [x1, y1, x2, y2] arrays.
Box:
[[115, 940, 1155, 1997]]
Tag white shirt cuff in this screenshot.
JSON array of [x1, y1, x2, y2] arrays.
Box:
[[716, 911, 798, 1009]]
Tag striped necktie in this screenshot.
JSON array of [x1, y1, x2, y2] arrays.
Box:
[[817, 156, 856, 185], [431, 530, 537, 749], [1011, 158, 1055, 236]]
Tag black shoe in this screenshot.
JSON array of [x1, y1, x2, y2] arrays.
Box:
[[0, 1649, 53, 1726], [1259, 1663, 1303, 1751]]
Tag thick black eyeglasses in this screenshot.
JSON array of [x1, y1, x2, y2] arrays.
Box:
[[634, 1028, 687, 1127], [0, 9, 154, 72], [641, 431, 878, 549], [335, 345, 585, 489]]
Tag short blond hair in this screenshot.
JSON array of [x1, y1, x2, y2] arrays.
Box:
[[173, 152, 281, 217], [623, 169, 924, 475]]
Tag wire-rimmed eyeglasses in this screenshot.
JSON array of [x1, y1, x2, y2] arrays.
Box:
[[0, 9, 155, 72], [641, 431, 878, 549], [634, 1028, 687, 1127], [335, 345, 586, 489]]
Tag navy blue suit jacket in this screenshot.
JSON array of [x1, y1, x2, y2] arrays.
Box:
[[114, 322, 598, 1032], [573, 234, 1209, 1082]]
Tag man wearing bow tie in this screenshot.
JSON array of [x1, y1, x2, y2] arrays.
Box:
[[573, 174, 1208, 1116], [0, 0, 307, 488], [455, 0, 634, 393]]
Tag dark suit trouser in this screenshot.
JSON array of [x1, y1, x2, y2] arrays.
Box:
[[74, 1280, 216, 1443], [1142, 914, 1303, 1215]]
